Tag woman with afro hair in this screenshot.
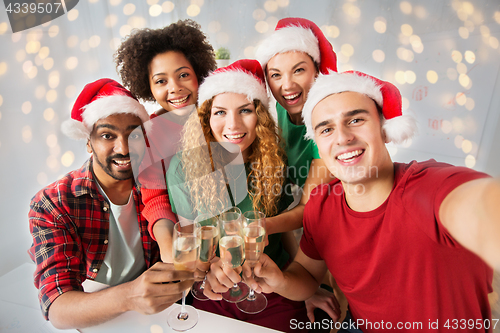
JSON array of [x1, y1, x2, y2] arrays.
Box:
[[114, 20, 217, 263]]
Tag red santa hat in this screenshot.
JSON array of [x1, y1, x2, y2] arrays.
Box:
[[302, 71, 417, 144], [61, 78, 150, 140], [198, 59, 269, 106], [255, 17, 337, 74]]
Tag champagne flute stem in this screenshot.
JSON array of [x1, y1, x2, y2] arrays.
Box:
[[178, 290, 188, 320], [247, 288, 256, 301], [200, 276, 207, 290], [247, 269, 256, 301]]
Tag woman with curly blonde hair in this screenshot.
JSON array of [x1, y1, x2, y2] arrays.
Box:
[[175, 96, 286, 218], [166, 60, 309, 332]]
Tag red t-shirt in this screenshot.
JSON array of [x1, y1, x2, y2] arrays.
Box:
[[300, 160, 493, 332]]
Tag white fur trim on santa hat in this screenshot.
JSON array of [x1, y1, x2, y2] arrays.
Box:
[[61, 118, 90, 140], [61, 94, 151, 140], [302, 72, 416, 144], [382, 115, 418, 145], [302, 72, 382, 140], [255, 26, 320, 70], [198, 70, 269, 107]]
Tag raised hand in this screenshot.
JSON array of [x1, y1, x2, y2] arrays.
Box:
[[244, 253, 284, 294], [126, 262, 194, 315], [203, 257, 243, 300]]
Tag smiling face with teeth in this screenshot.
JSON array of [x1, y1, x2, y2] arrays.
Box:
[[209, 92, 258, 162], [266, 51, 318, 125], [149, 51, 199, 114], [87, 113, 145, 186], [312, 91, 393, 186]]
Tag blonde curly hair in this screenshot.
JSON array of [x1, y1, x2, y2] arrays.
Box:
[[179, 97, 287, 217]]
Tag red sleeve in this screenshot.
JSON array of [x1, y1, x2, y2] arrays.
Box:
[[139, 160, 177, 241], [401, 160, 491, 248]]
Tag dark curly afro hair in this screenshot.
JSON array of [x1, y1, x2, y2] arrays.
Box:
[[115, 19, 216, 102]]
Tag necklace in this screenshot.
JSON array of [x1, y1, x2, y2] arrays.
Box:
[[222, 163, 248, 207]]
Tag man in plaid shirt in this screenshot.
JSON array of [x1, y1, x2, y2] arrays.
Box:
[[28, 79, 189, 329]]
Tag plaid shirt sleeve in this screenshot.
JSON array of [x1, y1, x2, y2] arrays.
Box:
[[28, 181, 89, 320], [28, 160, 159, 320]]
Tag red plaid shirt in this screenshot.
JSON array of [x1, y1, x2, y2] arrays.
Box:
[[28, 158, 159, 320]]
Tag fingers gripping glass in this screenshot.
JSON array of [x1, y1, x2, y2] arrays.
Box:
[[191, 214, 220, 301], [237, 211, 268, 314], [167, 222, 201, 331], [219, 207, 250, 303]]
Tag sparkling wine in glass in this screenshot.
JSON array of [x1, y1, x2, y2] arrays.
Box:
[[167, 222, 201, 331], [191, 214, 220, 301], [219, 207, 249, 303], [237, 210, 268, 314]]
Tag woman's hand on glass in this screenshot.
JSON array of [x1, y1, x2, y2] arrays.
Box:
[[194, 257, 212, 281], [241, 259, 259, 288], [191, 214, 220, 300], [203, 257, 243, 300]]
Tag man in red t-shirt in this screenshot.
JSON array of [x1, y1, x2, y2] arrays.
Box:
[[246, 71, 499, 332]]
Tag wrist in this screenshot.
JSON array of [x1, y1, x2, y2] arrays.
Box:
[[266, 217, 275, 236], [111, 282, 133, 313], [274, 270, 288, 294], [153, 221, 174, 262]]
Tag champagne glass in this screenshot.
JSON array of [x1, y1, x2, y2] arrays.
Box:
[[219, 207, 250, 303], [167, 222, 201, 331], [237, 211, 268, 313], [191, 214, 220, 301]]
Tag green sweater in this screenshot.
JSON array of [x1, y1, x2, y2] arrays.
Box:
[[276, 102, 320, 188]]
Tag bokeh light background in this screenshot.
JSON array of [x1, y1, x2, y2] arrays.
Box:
[[0, 0, 499, 284]]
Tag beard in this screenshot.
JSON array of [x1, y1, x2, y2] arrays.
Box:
[[90, 143, 137, 181]]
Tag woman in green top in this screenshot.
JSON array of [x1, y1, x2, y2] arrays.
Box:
[[255, 17, 339, 238], [166, 59, 312, 331]]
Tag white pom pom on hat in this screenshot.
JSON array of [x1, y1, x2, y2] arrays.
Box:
[[302, 71, 417, 144], [61, 78, 150, 140]]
